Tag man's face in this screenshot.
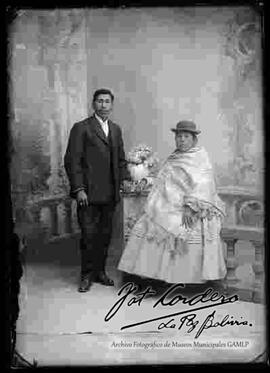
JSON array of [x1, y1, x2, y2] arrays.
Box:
[[93, 94, 113, 120], [175, 131, 195, 152]]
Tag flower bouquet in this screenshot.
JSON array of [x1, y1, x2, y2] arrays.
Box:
[[123, 144, 159, 194]]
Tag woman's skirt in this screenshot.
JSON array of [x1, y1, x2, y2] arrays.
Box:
[[118, 214, 227, 284]]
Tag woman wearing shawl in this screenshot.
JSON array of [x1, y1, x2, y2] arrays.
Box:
[[118, 121, 227, 284]]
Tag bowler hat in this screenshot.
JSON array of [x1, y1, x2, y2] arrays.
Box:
[[171, 121, 201, 134]]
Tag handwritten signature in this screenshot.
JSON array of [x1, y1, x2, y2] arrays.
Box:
[[104, 282, 252, 338]]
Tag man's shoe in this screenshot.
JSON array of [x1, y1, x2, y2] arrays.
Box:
[[96, 272, 114, 286], [78, 276, 92, 292]]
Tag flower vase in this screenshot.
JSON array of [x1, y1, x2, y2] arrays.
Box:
[[128, 163, 149, 181]]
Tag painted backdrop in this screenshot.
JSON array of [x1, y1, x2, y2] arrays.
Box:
[[9, 7, 263, 218]]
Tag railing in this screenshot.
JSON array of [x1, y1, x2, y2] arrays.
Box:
[[221, 226, 264, 303], [13, 194, 80, 243], [12, 186, 264, 303], [219, 187, 264, 303]]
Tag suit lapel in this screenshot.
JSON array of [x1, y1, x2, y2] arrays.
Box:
[[108, 120, 118, 149], [91, 115, 109, 145]]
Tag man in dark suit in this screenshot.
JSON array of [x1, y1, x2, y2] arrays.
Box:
[[64, 88, 130, 292]]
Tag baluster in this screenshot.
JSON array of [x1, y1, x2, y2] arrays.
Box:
[[124, 218, 130, 244], [252, 240, 264, 303], [227, 198, 237, 225], [124, 214, 137, 244], [31, 205, 41, 254], [32, 205, 41, 228], [50, 203, 59, 236], [224, 238, 239, 292], [64, 199, 72, 234], [40, 206, 52, 239]]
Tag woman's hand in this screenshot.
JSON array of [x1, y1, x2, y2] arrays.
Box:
[[138, 178, 148, 189], [76, 190, 88, 208], [182, 206, 196, 228]]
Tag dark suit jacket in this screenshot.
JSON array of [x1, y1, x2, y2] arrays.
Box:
[[64, 115, 130, 203]]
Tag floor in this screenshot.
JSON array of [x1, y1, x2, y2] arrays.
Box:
[[15, 236, 266, 366]]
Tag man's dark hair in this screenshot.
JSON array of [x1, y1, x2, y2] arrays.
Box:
[[93, 88, 114, 102]]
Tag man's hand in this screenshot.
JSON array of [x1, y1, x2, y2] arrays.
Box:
[[76, 190, 88, 208]]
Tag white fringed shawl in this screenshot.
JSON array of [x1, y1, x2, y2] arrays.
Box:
[[143, 146, 225, 240]]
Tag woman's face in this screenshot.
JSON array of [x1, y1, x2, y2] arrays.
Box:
[[175, 131, 195, 152]]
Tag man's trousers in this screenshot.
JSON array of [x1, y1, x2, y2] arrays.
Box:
[[77, 202, 115, 278]]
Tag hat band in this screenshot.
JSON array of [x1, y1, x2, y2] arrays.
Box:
[[172, 127, 200, 133]]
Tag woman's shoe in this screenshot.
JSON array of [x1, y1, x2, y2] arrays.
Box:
[[96, 272, 114, 286]]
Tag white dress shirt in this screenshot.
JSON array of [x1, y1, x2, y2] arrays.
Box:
[[95, 113, 109, 137]]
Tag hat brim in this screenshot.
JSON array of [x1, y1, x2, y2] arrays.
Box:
[[171, 128, 201, 134]]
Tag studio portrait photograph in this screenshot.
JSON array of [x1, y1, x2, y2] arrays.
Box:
[[6, 2, 266, 367]]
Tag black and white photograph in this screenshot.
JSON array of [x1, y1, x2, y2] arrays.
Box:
[[6, 3, 266, 367]]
